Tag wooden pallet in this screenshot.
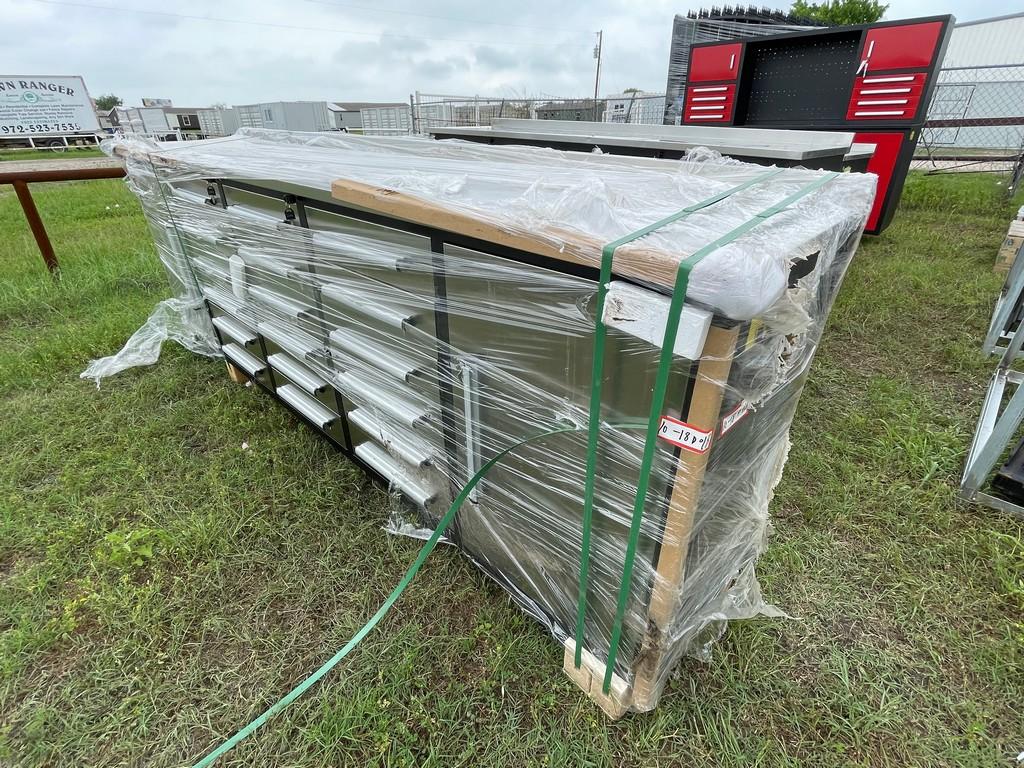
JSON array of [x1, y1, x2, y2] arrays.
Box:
[[225, 361, 248, 384]]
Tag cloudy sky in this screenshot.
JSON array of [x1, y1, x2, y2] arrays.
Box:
[[1, 0, 1017, 107]]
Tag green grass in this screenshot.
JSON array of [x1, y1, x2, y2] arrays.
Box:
[[1, 173, 1023, 767], [0, 147, 106, 162]]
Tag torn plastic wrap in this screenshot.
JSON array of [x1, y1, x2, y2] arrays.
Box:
[[81, 140, 221, 386], [662, 13, 816, 125], [98, 128, 874, 713]]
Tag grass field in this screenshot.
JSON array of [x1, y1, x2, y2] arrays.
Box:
[[0, 147, 106, 162], [1, 173, 1023, 767]]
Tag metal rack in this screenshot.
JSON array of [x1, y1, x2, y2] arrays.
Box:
[[963, 235, 1024, 519]]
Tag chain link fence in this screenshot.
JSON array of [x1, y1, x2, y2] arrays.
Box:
[[355, 77, 1024, 191], [916, 63, 1024, 190], [359, 93, 668, 136]]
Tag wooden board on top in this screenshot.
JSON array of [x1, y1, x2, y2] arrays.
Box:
[[330, 178, 685, 291]]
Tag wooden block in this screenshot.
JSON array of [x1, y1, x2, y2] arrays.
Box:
[[994, 222, 1024, 274], [331, 178, 689, 292], [590, 667, 632, 719], [562, 638, 633, 720], [225, 361, 248, 384], [562, 638, 595, 692]]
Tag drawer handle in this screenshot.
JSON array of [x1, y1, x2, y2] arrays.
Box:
[[222, 343, 266, 377], [276, 383, 338, 430], [320, 283, 417, 331], [248, 285, 304, 321], [854, 110, 907, 117], [205, 287, 245, 317], [354, 442, 439, 508], [212, 315, 258, 347], [863, 75, 916, 83], [329, 328, 421, 383], [348, 408, 435, 468], [268, 353, 328, 395], [257, 319, 320, 360]]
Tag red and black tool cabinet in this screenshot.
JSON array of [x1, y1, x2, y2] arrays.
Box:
[[682, 15, 954, 234]]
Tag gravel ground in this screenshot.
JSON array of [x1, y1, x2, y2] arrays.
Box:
[[910, 158, 1018, 174]]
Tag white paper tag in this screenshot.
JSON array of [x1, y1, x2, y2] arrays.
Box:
[[720, 403, 751, 436], [658, 416, 713, 454]]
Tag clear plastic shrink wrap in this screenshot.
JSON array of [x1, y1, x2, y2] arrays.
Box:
[[662, 14, 815, 125], [93, 128, 874, 713]]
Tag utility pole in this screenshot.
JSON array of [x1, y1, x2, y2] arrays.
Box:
[[593, 30, 603, 117]]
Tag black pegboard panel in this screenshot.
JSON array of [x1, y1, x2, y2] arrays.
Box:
[[740, 31, 860, 125]]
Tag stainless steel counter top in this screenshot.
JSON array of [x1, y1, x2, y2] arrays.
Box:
[[429, 119, 858, 162]]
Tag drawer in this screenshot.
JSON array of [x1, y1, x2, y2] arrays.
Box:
[[208, 301, 261, 354], [859, 21, 943, 72], [319, 278, 432, 343], [274, 382, 349, 447], [846, 72, 926, 121], [689, 42, 742, 83], [684, 84, 736, 124], [328, 326, 428, 384], [348, 407, 438, 469]]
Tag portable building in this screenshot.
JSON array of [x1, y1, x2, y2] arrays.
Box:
[[360, 104, 411, 135], [197, 107, 240, 138], [329, 102, 409, 132], [233, 101, 333, 133]]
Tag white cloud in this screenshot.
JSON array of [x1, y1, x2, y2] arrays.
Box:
[[0, 0, 1016, 106]]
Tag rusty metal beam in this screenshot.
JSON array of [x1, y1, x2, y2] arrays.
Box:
[[12, 180, 60, 275], [0, 165, 125, 185], [2, 164, 127, 277]]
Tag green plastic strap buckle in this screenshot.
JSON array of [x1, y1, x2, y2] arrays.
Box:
[[573, 168, 785, 668], [599, 171, 841, 694]]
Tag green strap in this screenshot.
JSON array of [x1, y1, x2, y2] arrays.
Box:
[[574, 168, 784, 668], [191, 424, 578, 768], [600, 171, 841, 693]]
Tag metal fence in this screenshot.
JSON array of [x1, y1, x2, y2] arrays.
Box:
[[357, 93, 668, 136], [359, 84, 1024, 190], [919, 63, 1024, 161]]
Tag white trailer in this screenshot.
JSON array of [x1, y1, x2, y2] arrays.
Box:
[[233, 101, 333, 132], [0, 75, 102, 150]]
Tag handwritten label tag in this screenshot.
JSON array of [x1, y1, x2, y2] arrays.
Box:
[[719, 403, 751, 436], [657, 416, 713, 454]]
